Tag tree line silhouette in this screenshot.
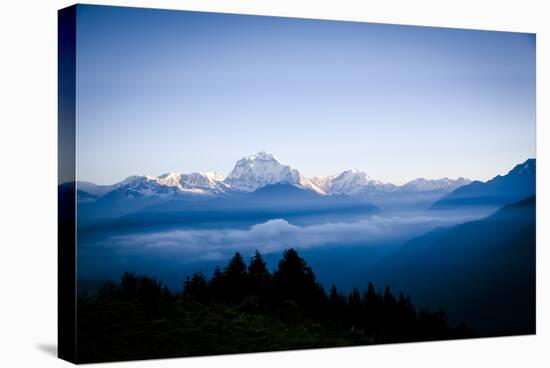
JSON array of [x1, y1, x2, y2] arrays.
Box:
[[180, 249, 472, 342], [77, 248, 473, 362]]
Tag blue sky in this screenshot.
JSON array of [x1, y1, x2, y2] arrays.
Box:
[[75, 5, 535, 185]]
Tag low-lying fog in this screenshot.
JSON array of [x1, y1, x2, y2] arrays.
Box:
[[77, 206, 496, 292]]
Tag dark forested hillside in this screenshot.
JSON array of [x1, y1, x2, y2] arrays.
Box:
[[369, 196, 536, 335], [77, 249, 470, 363]]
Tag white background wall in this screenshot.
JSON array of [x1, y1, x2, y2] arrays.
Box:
[[0, 0, 548, 366]]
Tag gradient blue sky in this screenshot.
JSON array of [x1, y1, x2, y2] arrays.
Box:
[[75, 5, 535, 185]]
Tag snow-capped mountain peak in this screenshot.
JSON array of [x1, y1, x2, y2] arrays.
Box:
[[244, 151, 277, 162], [400, 177, 472, 192], [155, 171, 228, 194], [222, 151, 326, 194], [330, 169, 372, 195], [73, 152, 486, 201], [310, 169, 396, 195], [225, 152, 300, 192], [107, 175, 178, 198]]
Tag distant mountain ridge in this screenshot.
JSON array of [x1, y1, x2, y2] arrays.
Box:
[[71, 151, 476, 201], [103, 183, 381, 229], [400, 177, 471, 193], [432, 159, 535, 208], [312, 169, 399, 195]]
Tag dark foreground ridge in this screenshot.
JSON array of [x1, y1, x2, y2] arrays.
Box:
[[77, 249, 473, 363]]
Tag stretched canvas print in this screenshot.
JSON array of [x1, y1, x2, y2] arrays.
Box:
[[58, 4, 536, 363]]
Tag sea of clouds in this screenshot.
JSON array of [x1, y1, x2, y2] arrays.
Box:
[[102, 212, 485, 261]]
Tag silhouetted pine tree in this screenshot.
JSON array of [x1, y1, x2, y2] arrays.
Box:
[[349, 287, 362, 306], [347, 287, 362, 327], [382, 285, 399, 337], [363, 281, 383, 334], [100, 272, 171, 317], [247, 250, 272, 305], [120, 272, 139, 298], [328, 285, 340, 305], [182, 272, 209, 303], [224, 252, 248, 303], [208, 266, 225, 303], [273, 248, 326, 317], [327, 284, 346, 325], [396, 292, 416, 340]]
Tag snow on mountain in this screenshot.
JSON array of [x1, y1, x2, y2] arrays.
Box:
[[311, 170, 397, 195], [74, 151, 480, 200], [224, 151, 326, 194], [298, 176, 327, 194], [330, 169, 397, 195], [157, 171, 228, 194], [400, 177, 472, 193], [105, 171, 229, 198], [310, 175, 334, 193], [311, 170, 470, 196], [105, 175, 181, 199]]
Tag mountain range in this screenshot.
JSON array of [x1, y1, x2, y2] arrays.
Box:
[[68, 153, 535, 228], [73, 151, 472, 201], [432, 159, 536, 208]]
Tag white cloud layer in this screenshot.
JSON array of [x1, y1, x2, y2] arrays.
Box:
[[104, 213, 478, 261]]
